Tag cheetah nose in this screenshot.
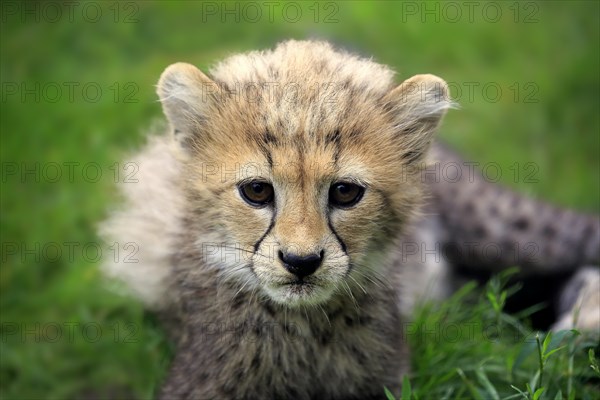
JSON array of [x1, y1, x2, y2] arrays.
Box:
[[279, 250, 324, 279]]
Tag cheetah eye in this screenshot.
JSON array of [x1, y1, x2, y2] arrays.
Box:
[[329, 182, 365, 208], [238, 181, 274, 207]]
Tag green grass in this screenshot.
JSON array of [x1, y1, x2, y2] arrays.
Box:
[[1, 1, 598, 399], [392, 272, 600, 400]]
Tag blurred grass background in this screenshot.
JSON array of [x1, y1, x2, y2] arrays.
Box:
[[1, 1, 598, 398]]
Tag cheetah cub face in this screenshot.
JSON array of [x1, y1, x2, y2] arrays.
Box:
[[157, 43, 451, 307]]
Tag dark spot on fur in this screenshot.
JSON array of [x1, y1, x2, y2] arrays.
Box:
[[262, 302, 275, 317], [222, 381, 236, 395], [383, 100, 395, 114], [513, 217, 529, 231], [264, 129, 278, 145], [582, 222, 594, 237], [230, 295, 244, 310], [401, 151, 421, 164], [326, 129, 341, 144], [257, 132, 273, 166], [542, 225, 556, 238], [251, 353, 260, 369], [489, 206, 499, 216], [357, 314, 373, 325], [350, 345, 367, 364], [344, 316, 355, 327], [473, 225, 487, 238], [208, 186, 228, 196], [325, 129, 342, 163], [401, 125, 419, 135], [253, 325, 261, 336], [319, 331, 332, 346], [283, 323, 293, 336], [501, 240, 515, 252], [464, 202, 475, 213], [347, 130, 362, 140], [265, 152, 273, 168], [347, 87, 358, 104]]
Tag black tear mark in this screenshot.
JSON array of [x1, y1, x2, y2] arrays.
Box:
[[327, 218, 347, 254], [254, 217, 275, 253]]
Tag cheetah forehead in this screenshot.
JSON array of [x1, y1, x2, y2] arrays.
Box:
[[158, 40, 450, 166], [208, 40, 396, 95], [201, 41, 402, 145]]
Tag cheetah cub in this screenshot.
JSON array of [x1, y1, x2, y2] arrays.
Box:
[[101, 40, 599, 399]]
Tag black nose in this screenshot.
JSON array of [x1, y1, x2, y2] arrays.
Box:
[[279, 250, 324, 279]]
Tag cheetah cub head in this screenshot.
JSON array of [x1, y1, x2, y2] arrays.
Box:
[[157, 41, 451, 307]]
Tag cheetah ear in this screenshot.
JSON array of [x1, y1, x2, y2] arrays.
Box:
[[383, 74, 453, 163], [157, 62, 218, 148]]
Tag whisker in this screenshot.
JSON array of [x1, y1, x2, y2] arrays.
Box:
[[347, 274, 367, 294], [342, 281, 360, 312], [317, 304, 331, 327]]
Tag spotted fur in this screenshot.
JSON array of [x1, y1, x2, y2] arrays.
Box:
[[100, 40, 599, 399]]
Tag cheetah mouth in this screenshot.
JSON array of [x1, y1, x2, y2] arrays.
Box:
[[281, 283, 319, 303], [280, 274, 325, 289], [283, 279, 313, 292], [267, 277, 336, 306]]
